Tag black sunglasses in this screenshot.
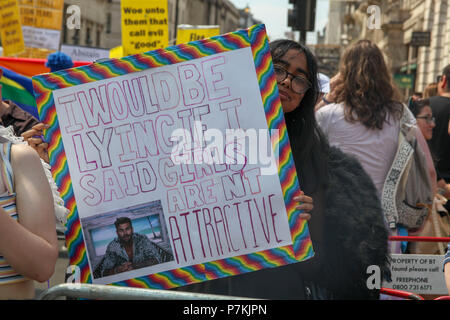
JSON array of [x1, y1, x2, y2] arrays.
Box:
[[416, 115, 435, 124]]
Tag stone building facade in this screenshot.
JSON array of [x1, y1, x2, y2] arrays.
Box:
[[62, 0, 112, 49], [346, 0, 450, 95], [325, 0, 361, 46], [168, 0, 240, 43], [320, 1, 362, 77], [407, 0, 450, 92], [61, 0, 241, 50]]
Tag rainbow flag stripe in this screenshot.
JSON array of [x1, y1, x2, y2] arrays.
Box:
[[0, 66, 40, 119], [32, 24, 313, 289], [247, 25, 313, 261]]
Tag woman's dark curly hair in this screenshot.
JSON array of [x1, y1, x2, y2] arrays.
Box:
[[334, 40, 403, 130], [270, 39, 328, 192], [408, 98, 430, 117]]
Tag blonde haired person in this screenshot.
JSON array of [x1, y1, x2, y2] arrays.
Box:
[[0, 136, 58, 299]]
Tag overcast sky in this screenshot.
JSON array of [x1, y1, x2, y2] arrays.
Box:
[[228, 0, 329, 43]]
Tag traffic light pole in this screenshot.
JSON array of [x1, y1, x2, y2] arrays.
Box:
[[288, 0, 316, 44], [299, 30, 307, 44]]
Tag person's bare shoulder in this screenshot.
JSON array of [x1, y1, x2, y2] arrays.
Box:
[[10, 144, 42, 169]]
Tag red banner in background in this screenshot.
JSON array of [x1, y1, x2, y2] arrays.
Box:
[[0, 56, 91, 77]]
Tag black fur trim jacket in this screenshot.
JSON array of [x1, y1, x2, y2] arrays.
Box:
[[317, 146, 391, 299]]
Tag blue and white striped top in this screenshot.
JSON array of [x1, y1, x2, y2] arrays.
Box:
[[0, 142, 26, 285]]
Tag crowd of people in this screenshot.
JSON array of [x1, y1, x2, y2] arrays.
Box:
[[315, 45, 450, 296], [0, 38, 449, 299]]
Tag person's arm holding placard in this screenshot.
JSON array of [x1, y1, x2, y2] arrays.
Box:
[[0, 143, 58, 299]]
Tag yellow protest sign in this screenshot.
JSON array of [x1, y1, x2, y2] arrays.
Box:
[[121, 0, 168, 56], [35, 0, 63, 10], [18, 0, 32, 5], [176, 25, 220, 44], [109, 45, 124, 59], [19, 0, 63, 29], [18, 0, 63, 58], [0, 0, 25, 56]]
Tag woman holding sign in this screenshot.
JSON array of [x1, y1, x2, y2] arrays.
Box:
[[175, 39, 390, 299], [0, 136, 58, 299]]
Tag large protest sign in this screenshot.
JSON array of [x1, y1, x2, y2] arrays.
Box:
[[176, 25, 220, 45], [18, 0, 64, 58], [109, 45, 124, 59], [32, 24, 313, 288], [0, 0, 25, 56], [121, 0, 169, 56]]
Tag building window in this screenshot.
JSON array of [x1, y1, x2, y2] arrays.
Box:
[[106, 13, 111, 34], [62, 3, 69, 44], [412, 46, 419, 59], [86, 27, 92, 46], [96, 29, 101, 47], [63, 23, 67, 44], [72, 29, 80, 45]]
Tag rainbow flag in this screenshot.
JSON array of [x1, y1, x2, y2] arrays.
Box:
[[0, 66, 39, 119], [0, 57, 91, 120]]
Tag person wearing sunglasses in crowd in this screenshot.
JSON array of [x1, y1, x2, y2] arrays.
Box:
[[409, 99, 436, 141], [173, 39, 390, 300], [406, 99, 449, 256]]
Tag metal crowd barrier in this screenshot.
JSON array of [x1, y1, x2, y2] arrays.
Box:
[[37, 283, 255, 300], [433, 296, 450, 300], [380, 287, 424, 300], [40, 235, 449, 300], [389, 236, 450, 243]]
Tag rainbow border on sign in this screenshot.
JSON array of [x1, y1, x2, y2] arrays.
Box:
[[32, 24, 313, 288]]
